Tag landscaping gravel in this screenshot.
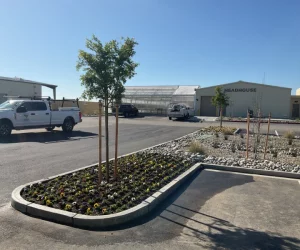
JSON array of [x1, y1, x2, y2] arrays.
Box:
[[144, 128, 300, 174]]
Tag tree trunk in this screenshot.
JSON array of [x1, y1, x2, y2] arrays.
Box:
[[105, 98, 109, 182], [220, 106, 223, 128]]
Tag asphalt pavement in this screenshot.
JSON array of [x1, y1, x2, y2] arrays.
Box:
[[0, 170, 299, 249], [0, 116, 201, 206], [0, 116, 300, 249]]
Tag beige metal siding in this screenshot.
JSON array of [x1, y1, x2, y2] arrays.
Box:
[[0, 79, 42, 99], [196, 82, 291, 118]]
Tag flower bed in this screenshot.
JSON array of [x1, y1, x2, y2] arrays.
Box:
[[21, 152, 195, 216]]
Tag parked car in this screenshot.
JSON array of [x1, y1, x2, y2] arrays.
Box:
[[167, 103, 193, 120], [112, 104, 139, 117], [0, 97, 82, 137]]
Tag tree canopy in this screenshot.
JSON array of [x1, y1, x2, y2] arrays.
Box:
[[212, 86, 230, 127], [76, 35, 139, 103], [211, 86, 230, 109]]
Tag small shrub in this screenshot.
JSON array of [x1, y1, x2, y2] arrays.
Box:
[[288, 139, 293, 145], [215, 132, 219, 138], [284, 131, 295, 141], [223, 128, 233, 136], [189, 141, 206, 155], [224, 135, 228, 140]]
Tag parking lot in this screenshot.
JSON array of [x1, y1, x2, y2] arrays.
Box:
[[0, 116, 300, 249]]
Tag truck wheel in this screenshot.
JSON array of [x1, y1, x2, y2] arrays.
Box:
[[169, 117, 172, 120], [0, 122, 12, 137], [124, 112, 129, 118], [46, 126, 55, 132], [62, 118, 74, 133]]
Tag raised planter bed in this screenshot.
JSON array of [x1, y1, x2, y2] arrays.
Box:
[[20, 152, 196, 216]]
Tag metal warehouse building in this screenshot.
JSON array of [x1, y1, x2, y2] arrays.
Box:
[[123, 85, 199, 114], [0, 76, 57, 103], [195, 81, 292, 118]]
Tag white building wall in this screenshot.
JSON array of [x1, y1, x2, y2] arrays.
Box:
[[0, 79, 42, 103], [196, 82, 291, 118]]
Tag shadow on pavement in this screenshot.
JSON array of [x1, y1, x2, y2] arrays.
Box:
[[173, 117, 202, 123], [160, 206, 300, 250], [86, 170, 300, 249], [0, 130, 98, 144]]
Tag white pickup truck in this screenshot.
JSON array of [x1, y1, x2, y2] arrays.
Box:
[[167, 103, 194, 120], [0, 98, 82, 136]]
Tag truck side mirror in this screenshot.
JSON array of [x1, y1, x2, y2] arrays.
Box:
[[17, 106, 27, 113]]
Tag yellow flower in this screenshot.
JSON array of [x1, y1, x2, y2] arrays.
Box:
[[94, 203, 100, 208], [46, 200, 52, 206], [60, 192, 65, 198], [86, 207, 92, 215], [65, 204, 72, 211], [102, 208, 107, 214]]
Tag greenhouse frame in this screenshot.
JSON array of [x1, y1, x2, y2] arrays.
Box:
[[122, 86, 199, 114]]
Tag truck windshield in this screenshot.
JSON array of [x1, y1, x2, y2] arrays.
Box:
[[0, 100, 21, 110]]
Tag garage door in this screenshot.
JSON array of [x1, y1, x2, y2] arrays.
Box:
[[200, 96, 216, 116]]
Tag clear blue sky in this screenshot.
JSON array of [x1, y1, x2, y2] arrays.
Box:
[[0, 0, 299, 98]]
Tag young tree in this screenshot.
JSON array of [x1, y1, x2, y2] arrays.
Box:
[[212, 86, 230, 127], [77, 35, 138, 182]]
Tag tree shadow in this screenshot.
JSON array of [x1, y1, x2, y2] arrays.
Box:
[[0, 130, 98, 144], [173, 117, 202, 123], [160, 205, 300, 250]]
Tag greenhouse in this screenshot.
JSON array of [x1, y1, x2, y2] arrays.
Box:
[[122, 85, 199, 114]]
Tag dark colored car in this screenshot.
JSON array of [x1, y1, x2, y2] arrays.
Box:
[[112, 104, 139, 117]]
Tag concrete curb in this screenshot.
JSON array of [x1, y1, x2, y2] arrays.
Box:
[[11, 131, 201, 229], [202, 163, 300, 179], [11, 159, 300, 229], [11, 163, 202, 229]]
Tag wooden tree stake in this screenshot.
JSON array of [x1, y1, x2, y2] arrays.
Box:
[[264, 113, 271, 160], [114, 104, 119, 179], [246, 112, 250, 159], [98, 101, 102, 184]]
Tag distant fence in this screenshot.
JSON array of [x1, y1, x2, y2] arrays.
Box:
[[51, 101, 102, 116]]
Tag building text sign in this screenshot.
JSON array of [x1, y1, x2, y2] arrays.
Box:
[[224, 88, 256, 93]]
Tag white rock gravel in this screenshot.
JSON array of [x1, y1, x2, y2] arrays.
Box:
[[143, 130, 300, 174]]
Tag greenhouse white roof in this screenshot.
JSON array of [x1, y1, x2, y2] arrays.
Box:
[[173, 86, 199, 95], [124, 85, 199, 97]]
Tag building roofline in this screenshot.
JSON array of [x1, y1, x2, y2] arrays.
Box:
[[125, 85, 200, 88], [0, 76, 57, 88], [198, 81, 291, 90]]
